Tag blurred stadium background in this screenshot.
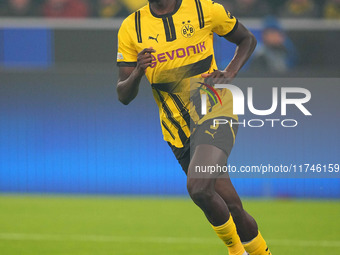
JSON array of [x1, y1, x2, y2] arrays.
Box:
[[0, 0, 340, 254]]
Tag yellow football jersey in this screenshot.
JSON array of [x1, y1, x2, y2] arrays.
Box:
[[117, 0, 238, 148]]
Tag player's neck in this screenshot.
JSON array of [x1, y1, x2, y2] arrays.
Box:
[[149, 0, 178, 16]]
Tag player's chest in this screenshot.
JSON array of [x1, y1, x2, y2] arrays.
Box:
[[136, 16, 211, 51]]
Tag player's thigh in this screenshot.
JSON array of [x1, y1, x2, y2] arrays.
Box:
[[187, 144, 228, 191]]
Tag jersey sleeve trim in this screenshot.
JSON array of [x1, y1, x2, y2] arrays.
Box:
[[117, 61, 137, 67], [221, 19, 239, 38]]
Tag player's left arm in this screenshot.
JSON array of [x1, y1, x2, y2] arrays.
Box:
[[202, 22, 257, 81]]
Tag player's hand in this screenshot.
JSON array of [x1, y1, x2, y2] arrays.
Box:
[[136, 48, 156, 76], [201, 70, 237, 84]]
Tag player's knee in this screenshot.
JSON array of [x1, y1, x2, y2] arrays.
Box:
[[228, 202, 244, 217], [187, 179, 214, 205]]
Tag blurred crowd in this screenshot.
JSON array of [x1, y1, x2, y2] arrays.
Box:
[[0, 0, 339, 19], [248, 16, 298, 74]]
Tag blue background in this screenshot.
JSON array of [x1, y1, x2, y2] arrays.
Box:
[[0, 28, 53, 68], [0, 28, 339, 198]]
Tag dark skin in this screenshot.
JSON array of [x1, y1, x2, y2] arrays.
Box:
[[187, 145, 258, 241], [117, 0, 258, 242], [117, 0, 256, 104]]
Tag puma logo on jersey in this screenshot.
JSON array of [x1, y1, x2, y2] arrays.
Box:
[[205, 130, 217, 139], [148, 34, 159, 43]]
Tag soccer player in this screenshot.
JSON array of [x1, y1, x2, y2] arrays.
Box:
[[116, 0, 272, 254]]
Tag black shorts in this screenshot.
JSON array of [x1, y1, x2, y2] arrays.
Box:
[[168, 117, 238, 174]]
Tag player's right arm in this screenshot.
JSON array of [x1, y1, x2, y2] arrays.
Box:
[[116, 18, 156, 105], [117, 48, 155, 105]]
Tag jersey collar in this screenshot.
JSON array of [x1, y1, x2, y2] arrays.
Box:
[[149, 0, 182, 18]]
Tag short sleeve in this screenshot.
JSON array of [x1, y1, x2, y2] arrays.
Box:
[[210, 1, 238, 37], [117, 20, 138, 67]]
